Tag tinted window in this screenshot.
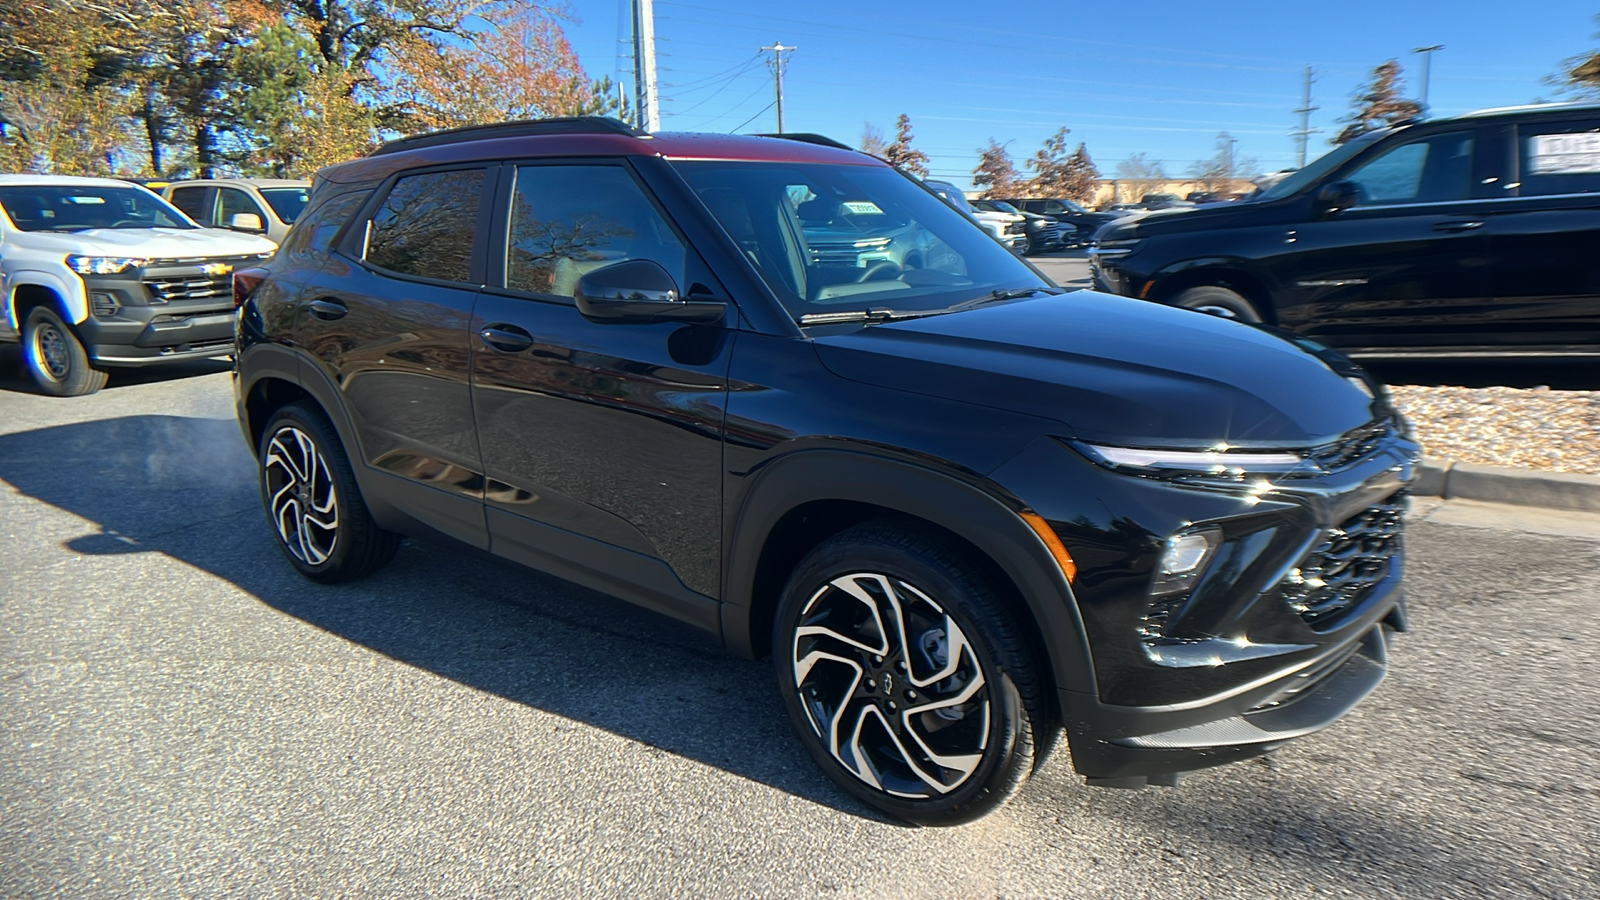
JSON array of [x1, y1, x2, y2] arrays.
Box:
[[260, 187, 310, 223], [365, 169, 484, 283], [1347, 131, 1473, 205], [278, 190, 370, 258], [505, 165, 686, 298], [1520, 119, 1600, 196], [168, 186, 211, 222], [218, 188, 265, 226]]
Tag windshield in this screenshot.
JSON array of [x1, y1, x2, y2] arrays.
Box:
[[1253, 130, 1390, 201], [674, 161, 1049, 321], [260, 187, 309, 224], [0, 184, 194, 232], [987, 200, 1021, 213]]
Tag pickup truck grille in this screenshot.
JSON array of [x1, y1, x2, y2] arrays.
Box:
[[141, 256, 256, 304], [1280, 491, 1406, 629]]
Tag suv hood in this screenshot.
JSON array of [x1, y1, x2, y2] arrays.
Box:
[[17, 227, 277, 258], [813, 291, 1376, 447]]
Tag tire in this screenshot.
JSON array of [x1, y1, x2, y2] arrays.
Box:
[[772, 521, 1045, 825], [1171, 285, 1262, 322], [258, 401, 400, 583], [23, 306, 108, 396]]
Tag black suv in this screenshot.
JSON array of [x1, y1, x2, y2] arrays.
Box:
[[1091, 102, 1600, 358], [233, 118, 1416, 824]]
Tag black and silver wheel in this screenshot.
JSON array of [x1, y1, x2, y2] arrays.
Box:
[[23, 306, 108, 396], [259, 402, 399, 583], [1171, 285, 1262, 322], [773, 523, 1044, 825]]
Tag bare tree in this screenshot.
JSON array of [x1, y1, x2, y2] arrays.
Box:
[[881, 114, 928, 177], [1187, 132, 1257, 192], [971, 139, 1020, 198], [1115, 152, 1166, 202], [1334, 60, 1423, 144], [859, 122, 887, 157]]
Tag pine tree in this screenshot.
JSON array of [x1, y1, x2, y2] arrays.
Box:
[[971, 139, 1019, 198], [1334, 60, 1423, 144], [882, 114, 929, 177]]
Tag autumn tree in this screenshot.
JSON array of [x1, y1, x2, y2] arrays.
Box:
[[1548, 14, 1600, 97], [1114, 152, 1166, 202], [971, 139, 1019, 198], [1027, 127, 1099, 202], [859, 122, 888, 157], [1334, 60, 1423, 144], [881, 114, 929, 177]]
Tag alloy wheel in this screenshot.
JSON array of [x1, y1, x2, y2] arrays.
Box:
[[263, 425, 340, 565], [790, 572, 991, 798]]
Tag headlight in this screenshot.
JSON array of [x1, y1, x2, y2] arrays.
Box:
[[1075, 441, 1308, 476], [66, 255, 148, 275], [1087, 238, 1142, 258]]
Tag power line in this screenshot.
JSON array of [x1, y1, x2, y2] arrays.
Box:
[[730, 101, 777, 133]]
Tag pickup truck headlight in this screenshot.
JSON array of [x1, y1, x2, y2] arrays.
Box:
[[1075, 441, 1307, 476], [66, 255, 148, 275]]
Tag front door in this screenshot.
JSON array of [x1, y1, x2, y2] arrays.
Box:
[[296, 166, 493, 548], [470, 161, 732, 613], [1270, 128, 1502, 352]]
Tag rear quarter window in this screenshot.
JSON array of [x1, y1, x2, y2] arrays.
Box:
[[278, 190, 370, 258]]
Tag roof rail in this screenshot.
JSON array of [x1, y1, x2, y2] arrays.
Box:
[[753, 132, 857, 152], [373, 117, 646, 156]]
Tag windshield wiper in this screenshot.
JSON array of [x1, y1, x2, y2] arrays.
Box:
[[934, 286, 1063, 315], [795, 287, 1064, 327], [797, 308, 907, 326]]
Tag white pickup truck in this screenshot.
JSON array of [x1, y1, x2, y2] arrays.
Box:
[[0, 175, 277, 395]]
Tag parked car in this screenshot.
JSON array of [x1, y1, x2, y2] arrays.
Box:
[[0, 175, 276, 395], [164, 178, 310, 244], [1185, 191, 1222, 204], [922, 180, 1027, 253], [233, 116, 1414, 825], [1139, 193, 1194, 210], [998, 197, 1127, 246], [1090, 101, 1600, 358], [971, 198, 1066, 254]]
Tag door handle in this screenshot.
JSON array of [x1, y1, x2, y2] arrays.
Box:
[[478, 323, 535, 353], [1433, 220, 1484, 232], [307, 298, 348, 320]]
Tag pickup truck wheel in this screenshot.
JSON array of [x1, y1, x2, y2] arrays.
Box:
[[259, 402, 400, 583], [23, 306, 108, 396], [1172, 285, 1262, 322], [773, 522, 1044, 825]]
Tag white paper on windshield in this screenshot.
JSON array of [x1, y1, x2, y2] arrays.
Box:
[[1528, 133, 1600, 175]]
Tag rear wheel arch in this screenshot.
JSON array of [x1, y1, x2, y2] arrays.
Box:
[[722, 450, 1096, 702], [244, 375, 316, 455]]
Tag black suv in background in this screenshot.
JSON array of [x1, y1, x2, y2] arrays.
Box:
[[233, 118, 1416, 825], [999, 197, 1126, 246], [1091, 102, 1600, 358]]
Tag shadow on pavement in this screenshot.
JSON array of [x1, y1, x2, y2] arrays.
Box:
[[0, 413, 873, 821], [0, 343, 232, 396]]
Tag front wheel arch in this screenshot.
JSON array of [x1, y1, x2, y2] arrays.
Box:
[[1148, 265, 1277, 325]]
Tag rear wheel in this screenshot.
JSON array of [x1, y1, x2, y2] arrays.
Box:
[[259, 402, 399, 583], [23, 306, 107, 396], [773, 522, 1044, 825], [1172, 285, 1262, 322]]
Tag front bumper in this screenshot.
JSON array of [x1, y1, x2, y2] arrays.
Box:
[[76, 264, 242, 365]]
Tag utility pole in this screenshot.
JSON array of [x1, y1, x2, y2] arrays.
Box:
[[631, 0, 660, 132], [1290, 66, 1320, 168], [1413, 45, 1444, 112], [760, 41, 796, 133]]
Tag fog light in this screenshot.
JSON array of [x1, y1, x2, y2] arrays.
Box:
[[1152, 527, 1221, 597], [90, 291, 119, 316]]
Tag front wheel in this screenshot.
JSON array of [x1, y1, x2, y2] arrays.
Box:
[[773, 522, 1046, 825], [259, 402, 399, 583], [1171, 285, 1262, 322], [23, 306, 107, 396]]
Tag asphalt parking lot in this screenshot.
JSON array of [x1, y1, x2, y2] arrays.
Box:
[[2, 347, 1598, 898]]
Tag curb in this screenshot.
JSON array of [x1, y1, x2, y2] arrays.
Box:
[[1414, 461, 1600, 514]]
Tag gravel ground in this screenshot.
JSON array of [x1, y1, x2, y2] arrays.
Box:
[[1389, 384, 1600, 475]]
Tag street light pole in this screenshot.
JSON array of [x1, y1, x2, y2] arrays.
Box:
[[1413, 45, 1444, 111]]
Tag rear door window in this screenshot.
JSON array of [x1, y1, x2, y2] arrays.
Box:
[[1347, 130, 1474, 205], [1519, 119, 1600, 195], [364, 169, 486, 284]]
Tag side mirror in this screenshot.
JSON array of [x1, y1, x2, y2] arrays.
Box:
[[574, 259, 725, 325], [1316, 180, 1360, 215], [229, 212, 264, 232]]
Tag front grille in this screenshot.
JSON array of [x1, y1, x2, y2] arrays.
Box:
[[1307, 419, 1392, 471], [1004, 221, 1026, 235], [1280, 490, 1406, 628], [807, 238, 892, 267], [144, 272, 231, 303]]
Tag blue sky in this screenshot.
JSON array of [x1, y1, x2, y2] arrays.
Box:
[[562, 0, 1595, 188]]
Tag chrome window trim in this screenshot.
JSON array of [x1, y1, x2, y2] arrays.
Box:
[[1341, 190, 1599, 212]]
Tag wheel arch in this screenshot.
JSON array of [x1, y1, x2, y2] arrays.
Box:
[[722, 450, 1097, 702], [1146, 260, 1277, 324], [7, 270, 87, 330]]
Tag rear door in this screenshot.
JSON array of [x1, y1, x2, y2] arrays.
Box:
[[470, 159, 732, 615], [1485, 115, 1600, 349], [1269, 127, 1501, 351], [296, 165, 494, 548], [167, 185, 215, 225]]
